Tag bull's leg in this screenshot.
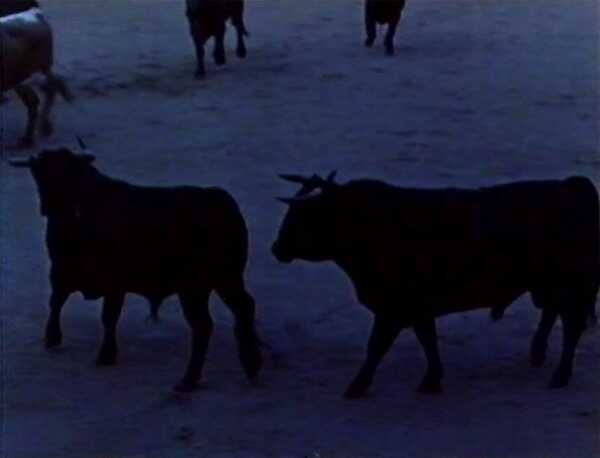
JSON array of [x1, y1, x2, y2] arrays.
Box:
[[175, 289, 213, 392], [45, 289, 70, 348], [39, 78, 57, 137], [384, 17, 400, 56], [213, 23, 227, 66], [216, 277, 262, 379], [413, 319, 444, 393], [233, 20, 247, 58], [530, 308, 558, 367], [550, 308, 587, 388], [345, 314, 402, 399], [364, 1, 376, 47], [188, 20, 207, 78], [14, 85, 40, 148], [97, 293, 125, 366]]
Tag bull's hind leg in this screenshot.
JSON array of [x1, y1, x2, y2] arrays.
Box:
[[231, 5, 248, 58], [345, 313, 402, 399], [550, 308, 587, 388], [530, 308, 558, 367], [216, 277, 261, 379], [414, 319, 444, 393], [14, 85, 40, 148], [384, 17, 400, 56], [364, 2, 376, 47], [97, 293, 125, 365], [175, 289, 213, 392]]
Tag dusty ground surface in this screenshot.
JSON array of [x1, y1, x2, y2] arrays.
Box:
[[1, 0, 599, 457]]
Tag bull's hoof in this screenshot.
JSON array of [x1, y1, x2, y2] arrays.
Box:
[[344, 381, 369, 400], [241, 349, 262, 380], [44, 332, 62, 349], [549, 372, 570, 389], [365, 37, 375, 48], [236, 45, 247, 59], [17, 136, 34, 149], [40, 121, 54, 138], [96, 349, 117, 366], [417, 378, 443, 394], [213, 53, 226, 66], [385, 45, 395, 56], [174, 379, 201, 393]]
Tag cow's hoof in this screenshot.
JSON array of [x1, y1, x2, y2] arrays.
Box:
[[365, 37, 375, 48], [236, 46, 247, 59], [549, 372, 570, 389], [174, 379, 200, 393], [214, 53, 226, 66], [44, 333, 62, 349], [418, 378, 442, 394]]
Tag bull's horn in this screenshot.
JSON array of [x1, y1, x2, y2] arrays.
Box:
[[7, 158, 32, 168], [279, 174, 311, 184]]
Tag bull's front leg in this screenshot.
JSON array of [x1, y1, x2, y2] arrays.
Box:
[[175, 289, 213, 392], [413, 319, 444, 393], [97, 293, 125, 365], [188, 20, 207, 79], [345, 313, 402, 399], [364, 1, 376, 47], [45, 288, 70, 348]]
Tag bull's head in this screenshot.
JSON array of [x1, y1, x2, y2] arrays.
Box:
[[271, 171, 338, 263], [8, 139, 95, 216]]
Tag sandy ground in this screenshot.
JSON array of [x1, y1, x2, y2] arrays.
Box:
[[1, 0, 599, 457]]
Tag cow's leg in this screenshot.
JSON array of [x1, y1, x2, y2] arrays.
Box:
[[175, 289, 213, 392], [550, 308, 587, 388], [14, 85, 40, 147], [413, 319, 444, 393], [45, 288, 70, 348], [384, 16, 400, 56], [213, 23, 226, 66], [97, 293, 125, 366], [345, 314, 402, 399], [364, 1, 376, 47], [530, 308, 558, 367], [216, 276, 261, 379], [188, 19, 207, 78]]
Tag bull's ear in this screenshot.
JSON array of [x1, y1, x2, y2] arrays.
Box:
[[79, 154, 95, 164], [326, 170, 337, 184], [7, 158, 33, 168]]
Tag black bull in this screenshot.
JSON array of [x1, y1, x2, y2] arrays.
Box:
[[272, 174, 600, 398], [10, 147, 261, 392]]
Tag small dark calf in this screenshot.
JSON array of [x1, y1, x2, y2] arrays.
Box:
[[365, 0, 407, 55], [186, 0, 248, 78], [9, 144, 262, 392]]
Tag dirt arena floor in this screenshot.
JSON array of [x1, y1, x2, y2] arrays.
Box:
[[1, 1, 599, 457]]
